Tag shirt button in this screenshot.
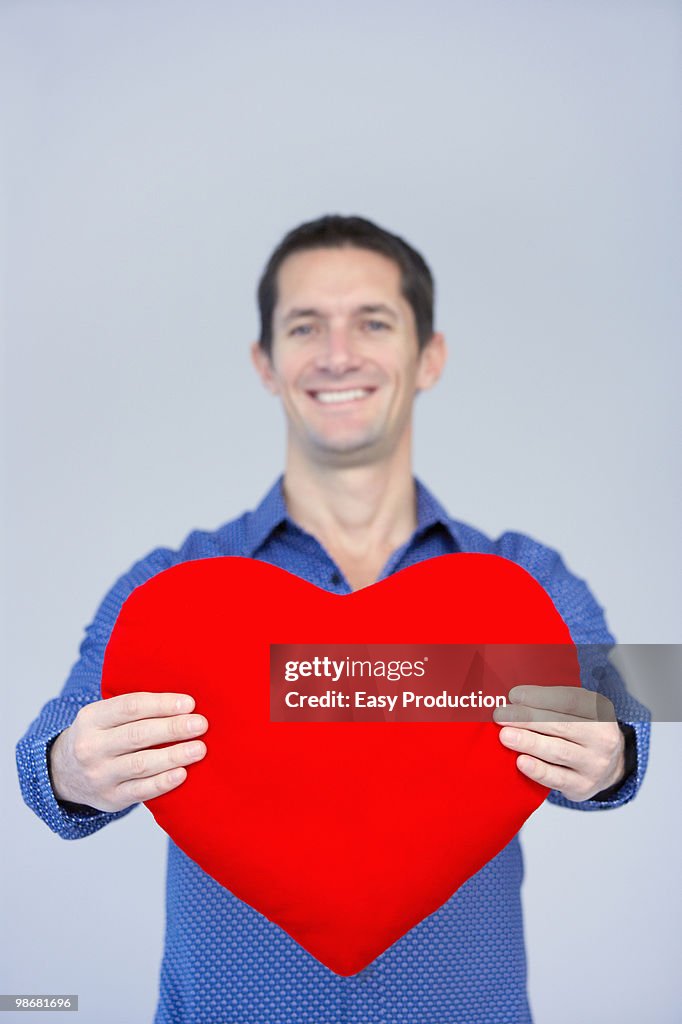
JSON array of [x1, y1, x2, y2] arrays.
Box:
[[330, 572, 342, 586]]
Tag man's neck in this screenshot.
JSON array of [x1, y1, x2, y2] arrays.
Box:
[[282, 446, 418, 571]]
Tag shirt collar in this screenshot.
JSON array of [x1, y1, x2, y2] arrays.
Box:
[[243, 474, 464, 556], [242, 477, 290, 556]]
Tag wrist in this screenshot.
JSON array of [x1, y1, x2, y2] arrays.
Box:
[[607, 727, 627, 789], [592, 723, 637, 802], [48, 728, 76, 803]]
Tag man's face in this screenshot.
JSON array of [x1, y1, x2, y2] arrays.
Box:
[[252, 246, 445, 466]]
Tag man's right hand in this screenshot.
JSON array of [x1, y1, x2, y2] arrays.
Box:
[[48, 692, 208, 813]]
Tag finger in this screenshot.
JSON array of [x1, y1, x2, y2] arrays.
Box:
[[498, 726, 590, 771], [93, 692, 196, 729], [494, 703, 582, 726], [111, 739, 207, 784], [494, 710, 611, 748], [115, 766, 191, 805], [514, 753, 580, 794], [507, 686, 612, 720], [103, 713, 209, 756]]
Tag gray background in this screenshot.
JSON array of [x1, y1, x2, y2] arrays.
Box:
[[2, 1, 680, 1021]]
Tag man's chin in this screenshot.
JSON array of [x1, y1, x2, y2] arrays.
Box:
[[305, 432, 385, 465]]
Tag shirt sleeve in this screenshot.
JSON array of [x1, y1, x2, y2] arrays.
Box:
[[497, 533, 651, 811], [15, 547, 178, 840]]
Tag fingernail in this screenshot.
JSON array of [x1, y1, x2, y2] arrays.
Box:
[[501, 727, 520, 746], [187, 715, 207, 733], [176, 696, 194, 712]]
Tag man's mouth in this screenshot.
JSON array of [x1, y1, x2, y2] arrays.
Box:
[[308, 388, 375, 405]]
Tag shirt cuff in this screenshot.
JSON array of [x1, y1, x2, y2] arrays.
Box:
[[16, 694, 136, 840]]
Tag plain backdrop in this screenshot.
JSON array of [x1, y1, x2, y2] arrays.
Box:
[[2, 2, 680, 1022]]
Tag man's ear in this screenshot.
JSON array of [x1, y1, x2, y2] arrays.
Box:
[[415, 332, 447, 392], [250, 340, 280, 395]]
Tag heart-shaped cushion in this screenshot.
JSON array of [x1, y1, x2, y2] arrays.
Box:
[[101, 553, 578, 976]]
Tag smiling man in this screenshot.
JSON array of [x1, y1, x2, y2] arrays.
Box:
[[17, 215, 649, 1024], [250, 240, 446, 591]]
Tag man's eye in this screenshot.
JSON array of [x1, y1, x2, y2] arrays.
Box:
[[363, 320, 390, 332], [289, 324, 315, 337]]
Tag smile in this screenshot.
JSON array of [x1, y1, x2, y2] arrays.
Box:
[[309, 388, 374, 404]]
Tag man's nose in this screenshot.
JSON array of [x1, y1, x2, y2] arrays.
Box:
[[315, 326, 362, 373]]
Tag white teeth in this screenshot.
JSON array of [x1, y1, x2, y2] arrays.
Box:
[[314, 388, 371, 404]]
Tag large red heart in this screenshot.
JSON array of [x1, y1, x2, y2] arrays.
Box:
[[101, 554, 578, 976]]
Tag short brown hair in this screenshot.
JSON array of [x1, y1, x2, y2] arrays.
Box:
[[257, 214, 435, 355]]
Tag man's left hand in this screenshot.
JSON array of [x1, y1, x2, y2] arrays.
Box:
[[493, 686, 626, 802]]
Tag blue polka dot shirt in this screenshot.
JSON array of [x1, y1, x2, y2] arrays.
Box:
[[16, 478, 650, 1024]]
